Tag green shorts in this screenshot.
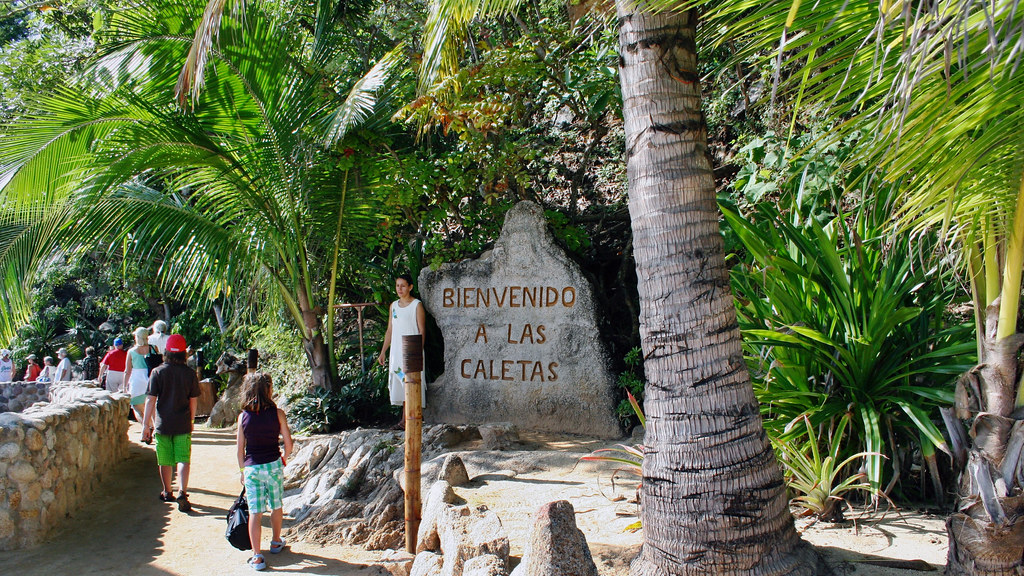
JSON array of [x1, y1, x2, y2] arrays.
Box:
[[243, 459, 284, 514], [154, 433, 192, 466]]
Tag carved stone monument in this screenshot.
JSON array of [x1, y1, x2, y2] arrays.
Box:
[[419, 201, 621, 438]]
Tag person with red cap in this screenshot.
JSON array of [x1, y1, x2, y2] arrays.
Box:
[[140, 333, 201, 512]]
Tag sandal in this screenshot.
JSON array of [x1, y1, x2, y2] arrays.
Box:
[[249, 554, 266, 571], [176, 491, 192, 512], [270, 539, 286, 554], [158, 491, 175, 503]]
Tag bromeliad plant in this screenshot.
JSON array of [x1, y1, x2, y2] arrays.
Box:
[[774, 413, 879, 522], [726, 184, 975, 497]]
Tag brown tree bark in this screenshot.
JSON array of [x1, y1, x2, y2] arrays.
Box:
[[298, 286, 334, 390], [946, 309, 1024, 575], [616, 5, 825, 574]]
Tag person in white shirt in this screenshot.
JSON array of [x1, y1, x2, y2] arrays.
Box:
[[0, 349, 13, 382], [149, 320, 169, 354], [54, 348, 73, 382]]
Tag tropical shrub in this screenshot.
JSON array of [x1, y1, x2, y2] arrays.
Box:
[[726, 187, 975, 494], [774, 413, 878, 522]]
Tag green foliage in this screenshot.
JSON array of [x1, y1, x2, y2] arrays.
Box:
[[286, 360, 391, 434], [287, 386, 351, 435], [545, 210, 591, 253], [774, 413, 878, 521], [615, 347, 645, 427], [726, 185, 975, 491]]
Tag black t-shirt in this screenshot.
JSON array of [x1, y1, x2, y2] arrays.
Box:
[[82, 355, 100, 380], [147, 361, 201, 435]]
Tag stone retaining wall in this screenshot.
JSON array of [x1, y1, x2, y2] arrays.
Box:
[[0, 384, 130, 550], [0, 381, 51, 413]]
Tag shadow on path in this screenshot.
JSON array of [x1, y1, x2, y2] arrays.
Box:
[[0, 423, 372, 576]]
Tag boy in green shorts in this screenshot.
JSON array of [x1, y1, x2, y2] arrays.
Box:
[[141, 333, 201, 512]]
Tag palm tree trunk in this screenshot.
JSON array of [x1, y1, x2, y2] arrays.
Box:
[[297, 286, 334, 390], [616, 5, 823, 574], [946, 176, 1024, 574]]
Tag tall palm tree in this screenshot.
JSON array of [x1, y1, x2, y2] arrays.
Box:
[[0, 0, 404, 388], [674, 0, 1024, 571], [615, 5, 820, 574], [417, 0, 819, 571]]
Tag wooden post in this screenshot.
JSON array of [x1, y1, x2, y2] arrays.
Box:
[[331, 302, 378, 373], [247, 349, 258, 374], [402, 334, 423, 554], [195, 349, 204, 380]]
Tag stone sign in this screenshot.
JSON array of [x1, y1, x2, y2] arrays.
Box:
[[419, 201, 621, 438]]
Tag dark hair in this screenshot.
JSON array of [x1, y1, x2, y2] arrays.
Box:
[[397, 273, 414, 285], [241, 372, 276, 412], [165, 351, 187, 363], [85, 346, 95, 355]]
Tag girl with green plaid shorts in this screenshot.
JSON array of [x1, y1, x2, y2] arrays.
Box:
[[236, 372, 293, 571]]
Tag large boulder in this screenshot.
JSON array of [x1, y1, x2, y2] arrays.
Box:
[[419, 201, 621, 438]]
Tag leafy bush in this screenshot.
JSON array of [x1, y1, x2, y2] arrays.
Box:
[[287, 356, 393, 434], [726, 188, 975, 492]]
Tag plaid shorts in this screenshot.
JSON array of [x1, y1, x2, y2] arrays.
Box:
[[243, 459, 284, 514], [154, 433, 192, 466]]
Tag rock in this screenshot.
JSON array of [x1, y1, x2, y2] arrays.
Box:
[[411, 551, 444, 576], [479, 424, 519, 451], [23, 430, 43, 451], [418, 481, 457, 552], [463, 555, 507, 576], [630, 424, 645, 444], [438, 454, 470, 486], [419, 201, 622, 438], [0, 443, 19, 459], [516, 500, 598, 576], [467, 510, 509, 563], [7, 462, 36, 483], [375, 549, 416, 576], [437, 505, 473, 576], [206, 352, 247, 428]]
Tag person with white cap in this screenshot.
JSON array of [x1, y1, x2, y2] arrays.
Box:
[[0, 349, 12, 382], [149, 320, 169, 354], [54, 348, 72, 382]]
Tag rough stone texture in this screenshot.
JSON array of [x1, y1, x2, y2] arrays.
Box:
[[0, 384, 130, 550], [513, 500, 597, 576], [0, 382, 51, 413], [463, 555, 507, 576], [375, 549, 416, 576], [419, 201, 621, 438], [422, 503, 512, 576], [466, 510, 510, 564], [206, 352, 247, 428], [437, 454, 470, 486], [412, 552, 444, 576], [418, 481, 458, 552], [479, 423, 519, 451]]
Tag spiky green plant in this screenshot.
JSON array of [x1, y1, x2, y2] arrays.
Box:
[[774, 413, 879, 522]]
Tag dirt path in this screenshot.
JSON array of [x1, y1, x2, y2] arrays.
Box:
[[0, 423, 385, 576]]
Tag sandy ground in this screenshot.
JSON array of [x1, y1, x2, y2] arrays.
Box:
[[0, 424, 948, 575]]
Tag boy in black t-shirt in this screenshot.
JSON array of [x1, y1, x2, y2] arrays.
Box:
[[141, 334, 201, 512]]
